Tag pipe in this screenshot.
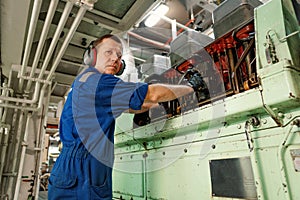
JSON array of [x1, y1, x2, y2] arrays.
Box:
[[150, 11, 194, 32], [35, 87, 51, 199], [0, 103, 39, 111], [25, 0, 59, 92], [277, 119, 299, 200], [6, 108, 25, 199], [38, 1, 74, 80], [18, 0, 43, 91], [244, 119, 267, 200], [14, 113, 32, 200], [45, 5, 88, 82], [128, 31, 170, 50], [0, 1, 73, 105], [164, 18, 195, 45], [0, 87, 14, 95], [0, 82, 12, 186], [0, 82, 41, 104], [0, 125, 11, 188]]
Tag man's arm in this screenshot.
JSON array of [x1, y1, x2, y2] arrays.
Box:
[[127, 102, 159, 113], [144, 84, 194, 103]]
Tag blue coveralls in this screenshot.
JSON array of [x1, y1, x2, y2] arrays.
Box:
[[48, 67, 148, 199]]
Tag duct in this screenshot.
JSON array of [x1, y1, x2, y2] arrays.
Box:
[[18, 0, 43, 91], [25, 0, 59, 92], [13, 113, 32, 200]]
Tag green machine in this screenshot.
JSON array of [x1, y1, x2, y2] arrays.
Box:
[[113, 0, 300, 199]]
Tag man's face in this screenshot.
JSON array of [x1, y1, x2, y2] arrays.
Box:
[[94, 38, 122, 75]]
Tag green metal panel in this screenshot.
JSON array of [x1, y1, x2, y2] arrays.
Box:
[[113, 0, 300, 199]]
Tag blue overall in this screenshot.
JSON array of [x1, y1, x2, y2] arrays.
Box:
[[48, 67, 148, 199]]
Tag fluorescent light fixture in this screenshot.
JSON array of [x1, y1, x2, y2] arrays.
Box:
[[144, 4, 169, 27]]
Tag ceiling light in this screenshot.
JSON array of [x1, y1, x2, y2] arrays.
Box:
[[144, 3, 169, 27]]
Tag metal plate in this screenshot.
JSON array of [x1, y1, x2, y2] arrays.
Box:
[[209, 157, 257, 199]]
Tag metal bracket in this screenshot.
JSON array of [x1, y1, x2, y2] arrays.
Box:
[[70, 0, 97, 10]]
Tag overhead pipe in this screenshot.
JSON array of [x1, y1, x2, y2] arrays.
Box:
[[38, 1, 74, 80], [18, 0, 43, 91], [45, 4, 88, 82], [150, 11, 194, 32], [25, 0, 59, 92], [0, 1, 74, 105], [128, 31, 170, 50]]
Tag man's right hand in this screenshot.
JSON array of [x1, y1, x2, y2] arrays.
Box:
[[185, 69, 207, 92]]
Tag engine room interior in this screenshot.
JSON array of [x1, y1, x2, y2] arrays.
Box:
[[0, 0, 300, 199]]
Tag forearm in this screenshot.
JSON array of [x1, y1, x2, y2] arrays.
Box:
[[145, 84, 193, 103], [128, 102, 159, 113]]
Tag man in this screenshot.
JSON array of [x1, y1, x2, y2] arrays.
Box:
[[48, 34, 205, 199]]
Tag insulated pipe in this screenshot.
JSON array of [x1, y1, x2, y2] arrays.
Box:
[[38, 1, 74, 80], [14, 113, 32, 200], [45, 5, 88, 82], [128, 31, 170, 50], [25, 0, 59, 92], [18, 0, 43, 92]]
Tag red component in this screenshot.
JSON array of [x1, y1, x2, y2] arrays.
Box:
[[236, 24, 254, 40]]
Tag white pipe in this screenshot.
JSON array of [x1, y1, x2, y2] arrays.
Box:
[[18, 0, 43, 91], [0, 1, 73, 105], [26, 0, 59, 91], [0, 125, 11, 188], [0, 82, 13, 186], [46, 5, 88, 82], [171, 19, 177, 41], [38, 1, 74, 80], [0, 103, 38, 111], [0, 82, 41, 104], [35, 86, 51, 199], [150, 11, 194, 32], [128, 31, 170, 50], [14, 113, 32, 200], [0, 105, 19, 197], [6, 108, 25, 199]]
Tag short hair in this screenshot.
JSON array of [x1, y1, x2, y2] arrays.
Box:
[[92, 34, 122, 49]]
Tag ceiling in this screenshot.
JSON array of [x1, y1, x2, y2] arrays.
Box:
[[0, 0, 219, 106]]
